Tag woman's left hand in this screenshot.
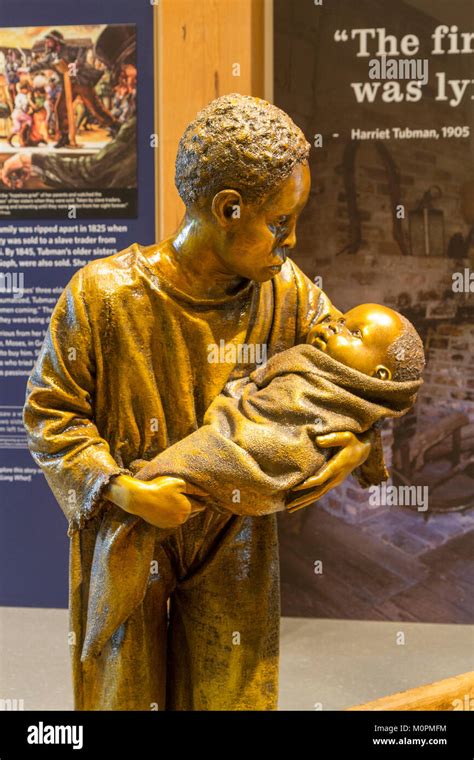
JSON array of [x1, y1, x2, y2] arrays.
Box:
[[286, 430, 372, 513]]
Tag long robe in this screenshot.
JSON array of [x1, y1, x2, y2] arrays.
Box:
[[23, 243, 379, 710]]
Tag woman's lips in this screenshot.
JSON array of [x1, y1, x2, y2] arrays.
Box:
[[268, 250, 287, 274]]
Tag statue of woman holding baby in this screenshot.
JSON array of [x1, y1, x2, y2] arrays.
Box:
[[24, 94, 400, 711]]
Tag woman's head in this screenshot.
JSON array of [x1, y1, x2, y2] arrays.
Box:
[[174, 94, 312, 282], [175, 93, 310, 207]]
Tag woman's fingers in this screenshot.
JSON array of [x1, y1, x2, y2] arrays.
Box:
[[287, 494, 317, 512], [291, 460, 339, 490], [287, 478, 344, 512], [315, 431, 355, 448], [286, 431, 371, 513]]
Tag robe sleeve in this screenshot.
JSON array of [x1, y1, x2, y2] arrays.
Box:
[[23, 268, 130, 535]]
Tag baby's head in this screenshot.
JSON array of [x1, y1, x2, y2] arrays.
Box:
[[307, 304, 425, 382]]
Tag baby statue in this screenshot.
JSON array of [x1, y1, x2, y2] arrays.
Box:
[[132, 303, 425, 517]]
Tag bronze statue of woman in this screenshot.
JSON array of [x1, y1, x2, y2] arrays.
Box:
[[24, 94, 377, 710]]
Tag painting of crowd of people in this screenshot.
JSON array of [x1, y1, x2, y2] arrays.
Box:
[[0, 24, 137, 190]]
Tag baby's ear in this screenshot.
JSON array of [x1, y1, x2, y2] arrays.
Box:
[[373, 365, 392, 381]]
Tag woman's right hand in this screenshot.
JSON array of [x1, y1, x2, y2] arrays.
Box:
[[104, 474, 203, 529]]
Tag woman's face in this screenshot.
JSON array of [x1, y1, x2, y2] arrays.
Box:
[[213, 160, 311, 283]]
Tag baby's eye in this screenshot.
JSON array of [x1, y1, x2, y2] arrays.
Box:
[[275, 215, 289, 226], [351, 329, 363, 338]]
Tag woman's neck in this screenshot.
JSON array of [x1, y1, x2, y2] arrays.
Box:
[[153, 215, 248, 300]]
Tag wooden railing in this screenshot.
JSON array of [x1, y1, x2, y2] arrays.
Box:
[[348, 671, 474, 711]]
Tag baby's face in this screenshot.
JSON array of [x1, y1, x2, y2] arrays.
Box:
[[308, 304, 404, 380]]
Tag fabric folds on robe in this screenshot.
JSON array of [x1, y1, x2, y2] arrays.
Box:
[[130, 344, 422, 516]]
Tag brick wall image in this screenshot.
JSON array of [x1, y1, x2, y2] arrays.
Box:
[[274, 0, 474, 622]]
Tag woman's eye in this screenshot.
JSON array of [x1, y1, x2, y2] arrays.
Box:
[[351, 329, 363, 338], [276, 215, 288, 226]]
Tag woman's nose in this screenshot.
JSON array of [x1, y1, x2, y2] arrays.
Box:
[[279, 221, 297, 249]]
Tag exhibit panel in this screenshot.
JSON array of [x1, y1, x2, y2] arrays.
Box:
[[0, 0, 158, 607]]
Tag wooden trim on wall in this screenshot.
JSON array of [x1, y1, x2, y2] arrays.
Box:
[[264, 0, 274, 103], [251, 0, 265, 99], [156, 0, 268, 239], [154, 3, 161, 241]]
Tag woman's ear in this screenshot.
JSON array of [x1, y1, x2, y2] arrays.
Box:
[[372, 365, 392, 381], [211, 189, 243, 227]]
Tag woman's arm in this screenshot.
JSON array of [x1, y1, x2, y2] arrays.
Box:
[[23, 266, 196, 534], [23, 269, 130, 533]]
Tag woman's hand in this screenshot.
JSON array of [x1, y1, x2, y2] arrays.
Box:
[[104, 474, 206, 528], [286, 430, 372, 513]]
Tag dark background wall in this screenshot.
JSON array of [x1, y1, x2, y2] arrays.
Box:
[[274, 0, 474, 623]]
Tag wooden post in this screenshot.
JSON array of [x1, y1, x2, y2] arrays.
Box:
[[156, 0, 268, 239]]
